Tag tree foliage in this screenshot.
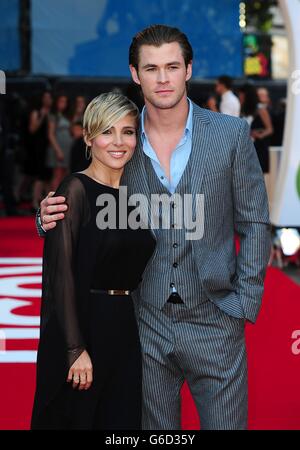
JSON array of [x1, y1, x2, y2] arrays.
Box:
[[245, 0, 278, 32]]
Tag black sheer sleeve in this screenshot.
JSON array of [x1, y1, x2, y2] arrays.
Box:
[[42, 175, 89, 367]]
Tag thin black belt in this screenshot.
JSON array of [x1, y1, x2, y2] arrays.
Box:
[[90, 289, 131, 296]]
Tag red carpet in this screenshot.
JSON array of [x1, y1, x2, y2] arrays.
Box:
[[1, 217, 300, 429]]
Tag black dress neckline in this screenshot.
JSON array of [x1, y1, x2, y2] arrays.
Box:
[[74, 172, 119, 191]]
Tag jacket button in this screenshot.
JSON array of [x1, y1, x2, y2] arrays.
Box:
[[173, 262, 178, 268]]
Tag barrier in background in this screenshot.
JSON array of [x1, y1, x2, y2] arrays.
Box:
[[271, 0, 300, 227]]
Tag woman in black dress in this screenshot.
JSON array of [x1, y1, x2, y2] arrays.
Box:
[[31, 93, 156, 430], [238, 84, 273, 174], [27, 91, 53, 210]]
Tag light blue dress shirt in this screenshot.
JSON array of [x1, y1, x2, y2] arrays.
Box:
[[141, 98, 193, 194]]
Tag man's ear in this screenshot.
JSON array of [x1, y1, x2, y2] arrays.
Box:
[[186, 61, 193, 82], [129, 64, 141, 85]]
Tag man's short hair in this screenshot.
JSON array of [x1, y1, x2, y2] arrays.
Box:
[[129, 24, 193, 70]]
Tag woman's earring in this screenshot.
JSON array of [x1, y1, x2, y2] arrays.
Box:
[[85, 145, 92, 160]]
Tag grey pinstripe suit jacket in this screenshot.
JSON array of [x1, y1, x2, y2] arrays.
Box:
[[121, 103, 271, 323]]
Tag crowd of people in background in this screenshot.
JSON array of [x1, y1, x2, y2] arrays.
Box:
[[23, 92, 90, 209], [0, 77, 286, 218], [202, 75, 286, 176], [0, 91, 90, 215]]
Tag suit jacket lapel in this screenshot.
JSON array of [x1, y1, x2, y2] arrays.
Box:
[[190, 104, 212, 218], [120, 133, 157, 236], [121, 133, 149, 197]]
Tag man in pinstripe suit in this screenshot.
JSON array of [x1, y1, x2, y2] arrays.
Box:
[[38, 25, 271, 429]]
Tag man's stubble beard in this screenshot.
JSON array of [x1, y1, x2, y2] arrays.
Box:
[[142, 86, 187, 111]]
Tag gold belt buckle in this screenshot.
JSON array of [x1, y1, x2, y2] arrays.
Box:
[[107, 289, 130, 296]]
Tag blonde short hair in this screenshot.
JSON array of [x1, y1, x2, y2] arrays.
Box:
[[83, 92, 139, 142]]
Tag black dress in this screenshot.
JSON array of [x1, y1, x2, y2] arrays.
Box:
[[251, 112, 270, 174], [25, 110, 52, 181], [31, 173, 156, 430]]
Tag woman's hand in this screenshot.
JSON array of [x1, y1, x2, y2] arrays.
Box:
[[55, 150, 65, 162], [251, 129, 264, 140], [67, 350, 93, 390]]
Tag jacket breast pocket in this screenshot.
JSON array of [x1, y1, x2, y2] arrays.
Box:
[[202, 167, 231, 193], [201, 168, 231, 234]]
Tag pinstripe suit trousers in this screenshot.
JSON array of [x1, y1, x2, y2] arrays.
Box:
[[136, 298, 248, 430]]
